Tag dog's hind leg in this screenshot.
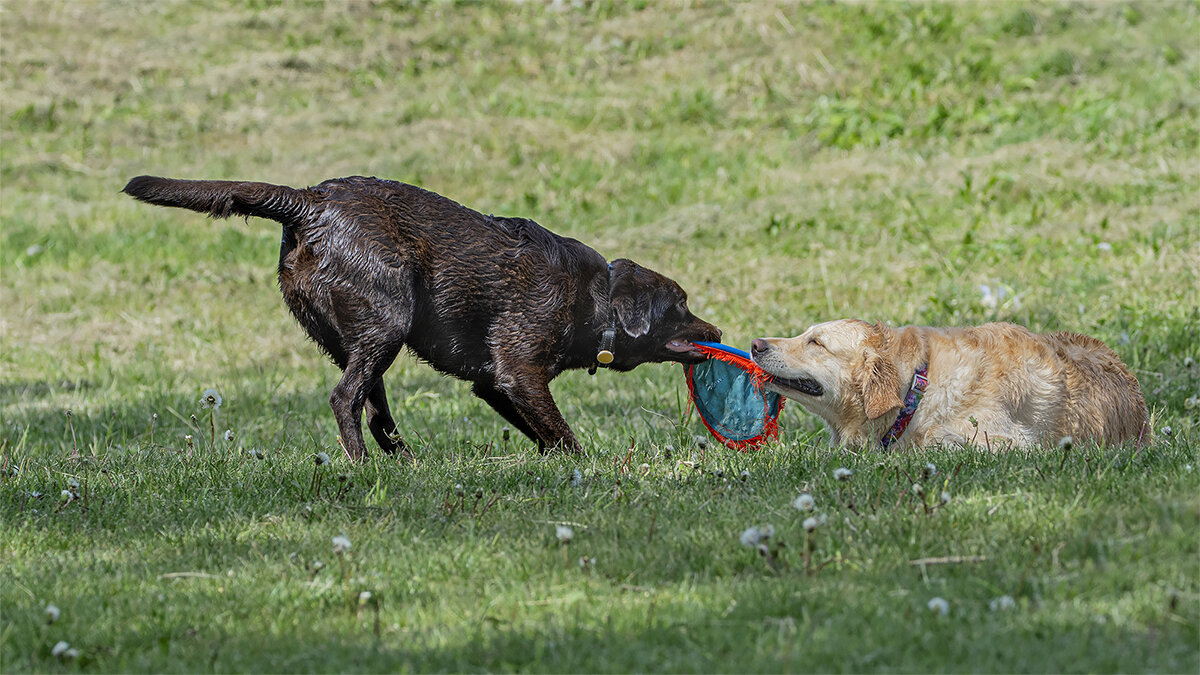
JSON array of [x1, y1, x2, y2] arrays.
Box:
[[330, 341, 403, 462], [365, 379, 409, 458]]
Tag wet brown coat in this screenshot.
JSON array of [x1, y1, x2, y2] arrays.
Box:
[[124, 175, 720, 459]]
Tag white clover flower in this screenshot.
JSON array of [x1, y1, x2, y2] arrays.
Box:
[[1059, 435, 1074, 450], [989, 595, 1016, 611], [224, 429, 235, 443], [940, 491, 951, 505], [555, 525, 574, 544], [1096, 242, 1112, 252], [200, 389, 222, 410], [332, 535, 352, 554], [358, 591, 373, 603], [911, 483, 924, 497], [639, 463, 651, 473], [793, 493, 815, 511], [26, 244, 42, 257], [802, 516, 820, 532], [1185, 464, 1193, 473], [45, 604, 60, 623], [833, 467, 853, 482], [927, 597, 950, 616], [51, 641, 70, 657], [314, 451, 330, 466]]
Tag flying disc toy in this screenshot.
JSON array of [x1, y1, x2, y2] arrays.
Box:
[[684, 341, 785, 451]]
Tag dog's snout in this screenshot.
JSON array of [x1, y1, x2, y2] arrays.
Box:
[[751, 338, 769, 357]]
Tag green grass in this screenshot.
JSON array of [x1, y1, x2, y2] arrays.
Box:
[[2, 1, 1198, 672]]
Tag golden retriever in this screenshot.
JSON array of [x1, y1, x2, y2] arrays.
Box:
[[750, 320, 1150, 450]]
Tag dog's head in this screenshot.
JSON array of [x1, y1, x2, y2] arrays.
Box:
[[605, 258, 721, 370], [751, 319, 903, 424]]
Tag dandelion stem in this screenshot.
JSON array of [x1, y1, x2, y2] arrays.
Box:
[[65, 410, 78, 459]]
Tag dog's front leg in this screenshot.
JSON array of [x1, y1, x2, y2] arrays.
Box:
[[493, 371, 582, 454]]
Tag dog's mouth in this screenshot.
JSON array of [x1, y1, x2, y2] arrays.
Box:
[[767, 375, 824, 397], [665, 339, 706, 362]]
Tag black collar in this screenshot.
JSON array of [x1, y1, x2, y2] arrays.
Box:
[[589, 263, 617, 375]]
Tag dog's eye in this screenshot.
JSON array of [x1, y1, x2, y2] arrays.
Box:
[[808, 337, 824, 348]]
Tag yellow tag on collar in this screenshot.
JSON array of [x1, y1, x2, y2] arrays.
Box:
[[596, 349, 614, 365]]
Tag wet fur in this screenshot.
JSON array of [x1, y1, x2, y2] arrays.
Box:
[[753, 320, 1150, 450], [124, 175, 720, 460]]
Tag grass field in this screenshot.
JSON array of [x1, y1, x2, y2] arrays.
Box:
[[3, 1, 1199, 672]]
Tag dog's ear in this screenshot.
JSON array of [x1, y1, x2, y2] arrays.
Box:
[[609, 259, 653, 338], [857, 323, 902, 420], [612, 295, 652, 338]]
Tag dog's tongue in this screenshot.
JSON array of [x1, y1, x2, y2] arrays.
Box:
[[666, 339, 697, 353]]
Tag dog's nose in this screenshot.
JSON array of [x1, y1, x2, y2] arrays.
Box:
[[751, 338, 769, 356]]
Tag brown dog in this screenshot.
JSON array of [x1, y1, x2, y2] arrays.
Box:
[[124, 175, 720, 459], [751, 320, 1149, 450]]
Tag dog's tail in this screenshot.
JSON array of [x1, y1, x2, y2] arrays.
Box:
[[122, 175, 314, 226]]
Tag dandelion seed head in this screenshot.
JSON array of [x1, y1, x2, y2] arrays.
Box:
[[64, 648, 79, 660], [51, 641, 70, 657], [200, 389, 222, 410], [358, 591, 373, 603], [1096, 242, 1112, 252], [250, 449, 264, 460], [314, 451, 330, 466], [1184, 356, 1194, 368], [639, 463, 651, 473], [989, 595, 1016, 611], [1059, 435, 1074, 450], [1161, 425, 1173, 437], [793, 493, 815, 511], [803, 516, 819, 532], [555, 524, 574, 544], [923, 462, 937, 478], [911, 483, 924, 496], [454, 483, 464, 497], [332, 535, 352, 554], [740, 470, 750, 481], [941, 491, 951, 504], [224, 429, 235, 443], [66, 477, 79, 489], [739, 524, 773, 548], [60, 490, 73, 502], [570, 469, 583, 487], [474, 487, 485, 499], [45, 604, 60, 623], [834, 467, 853, 481], [927, 597, 950, 615]]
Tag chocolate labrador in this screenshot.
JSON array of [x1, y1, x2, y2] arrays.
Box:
[[123, 175, 720, 460]]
